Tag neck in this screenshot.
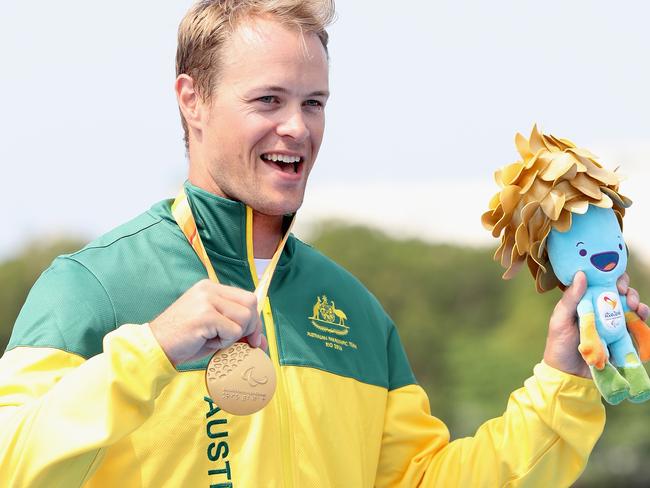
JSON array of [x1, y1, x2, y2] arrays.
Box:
[[252, 211, 283, 259], [187, 171, 284, 258]]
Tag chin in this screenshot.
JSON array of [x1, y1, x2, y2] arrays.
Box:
[[256, 196, 303, 216], [258, 203, 301, 216]]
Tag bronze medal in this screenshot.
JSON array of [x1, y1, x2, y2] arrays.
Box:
[[205, 342, 277, 415]]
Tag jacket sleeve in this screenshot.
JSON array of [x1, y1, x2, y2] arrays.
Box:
[[0, 259, 177, 487], [375, 325, 606, 487]]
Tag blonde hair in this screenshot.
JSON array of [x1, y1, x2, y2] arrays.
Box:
[[482, 125, 632, 293], [176, 0, 336, 149]]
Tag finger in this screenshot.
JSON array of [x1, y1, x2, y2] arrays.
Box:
[[626, 286, 640, 311], [194, 337, 238, 362], [243, 333, 261, 348], [213, 284, 258, 311], [245, 317, 264, 348], [617, 272, 630, 295], [213, 297, 254, 333], [194, 280, 258, 310], [638, 303, 650, 322], [555, 271, 587, 317], [238, 308, 262, 340], [204, 337, 229, 351], [191, 336, 235, 361], [241, 320, 259, 345], [204, 314, 245, 349]]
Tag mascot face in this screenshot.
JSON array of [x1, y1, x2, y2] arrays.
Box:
[[547, 205, 627, 287]]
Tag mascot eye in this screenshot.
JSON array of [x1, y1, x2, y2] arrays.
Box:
[[619, 244, 623, 250], [579, 249, 587, 257]]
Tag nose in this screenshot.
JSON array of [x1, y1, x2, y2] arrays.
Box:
[[276, 107, 309, 143]]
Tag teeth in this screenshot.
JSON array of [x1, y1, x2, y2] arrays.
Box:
[[262, 153, 301, 164]]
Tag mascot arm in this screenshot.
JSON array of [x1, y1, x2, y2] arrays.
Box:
[[576, 294, 607, 370], [622, 299, 650, 362]]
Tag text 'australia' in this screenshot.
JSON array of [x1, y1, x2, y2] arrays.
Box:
[[205, 396, 233, 488]]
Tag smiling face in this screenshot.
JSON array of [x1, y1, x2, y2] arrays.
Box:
[[547, 205, 627, 287], [184, 16, 329, 216]]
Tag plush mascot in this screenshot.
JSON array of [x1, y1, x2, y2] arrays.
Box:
[[482, 125, 650, 404]]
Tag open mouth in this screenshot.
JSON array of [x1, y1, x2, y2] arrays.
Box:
[[261, 153, 303, 175], [590, 251, 619, 272]]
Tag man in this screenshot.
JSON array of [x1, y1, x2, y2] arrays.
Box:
[[1, 1, 648, 486]]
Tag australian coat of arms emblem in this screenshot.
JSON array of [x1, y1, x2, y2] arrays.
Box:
[[309, 295, 350, 336]]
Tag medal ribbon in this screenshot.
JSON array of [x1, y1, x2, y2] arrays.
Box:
[[171, 188, 294, 315]]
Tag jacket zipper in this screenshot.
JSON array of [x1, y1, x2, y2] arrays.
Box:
[[262, 298, 295, 488], [244, 206, 294, 487]]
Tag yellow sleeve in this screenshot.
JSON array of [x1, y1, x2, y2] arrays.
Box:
[[376, 362, 605, 487], [0, 324, 177, 487]]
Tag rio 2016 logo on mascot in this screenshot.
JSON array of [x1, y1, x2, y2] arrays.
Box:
[[482, 125, 650, 405]]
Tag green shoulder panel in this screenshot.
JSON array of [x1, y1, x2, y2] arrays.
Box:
[[385, 320, 417, 391], [8, 200, 255, 364], [71, 209, 163, 253], [8, 256, 116, 357], [8, 205, 182, 358], [268, 238, 417, 390]]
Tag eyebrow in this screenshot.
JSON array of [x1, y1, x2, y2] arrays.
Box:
[[576, 242, 584, 246], [254, 85, 330, 98]]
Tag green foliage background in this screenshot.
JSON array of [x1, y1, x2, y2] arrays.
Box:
[[2, 226, 650, 486]]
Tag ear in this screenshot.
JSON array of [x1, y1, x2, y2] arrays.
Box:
[[175, 74, 204, 131]]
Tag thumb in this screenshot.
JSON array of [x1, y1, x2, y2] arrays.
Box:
[[558, 271, 588, 314]]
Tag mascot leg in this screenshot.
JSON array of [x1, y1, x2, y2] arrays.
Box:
[[589, 339, 630, 405], [591, 362, 630, 406], [611, 334, 650, 404], [580, 326, 630, 404]]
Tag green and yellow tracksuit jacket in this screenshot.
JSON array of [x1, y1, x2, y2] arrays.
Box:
[[0, 182, 605, 487]]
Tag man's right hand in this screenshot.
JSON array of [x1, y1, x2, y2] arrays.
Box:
[[148, 280, 267, 367]]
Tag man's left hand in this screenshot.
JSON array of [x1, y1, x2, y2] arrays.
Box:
[[543, 271, 650, 378]]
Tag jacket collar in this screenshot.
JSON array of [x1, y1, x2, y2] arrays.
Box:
[[182, 181, 295, 266]]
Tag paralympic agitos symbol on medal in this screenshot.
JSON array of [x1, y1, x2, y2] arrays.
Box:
[[242, 366, 269, 387], [309, 295, 350, 336]]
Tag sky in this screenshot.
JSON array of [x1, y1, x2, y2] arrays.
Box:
[[2, 0, 650, 264]]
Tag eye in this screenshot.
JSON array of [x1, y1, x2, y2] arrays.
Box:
[[304, 99, 324, 109], [257, 95, 279, 104], [619, 243, 623, 250], [579, 249, 587, 257]]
